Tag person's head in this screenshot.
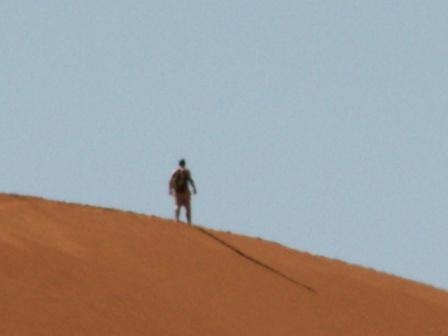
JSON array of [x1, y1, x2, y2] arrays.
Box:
[[179, 159, 186, 167]]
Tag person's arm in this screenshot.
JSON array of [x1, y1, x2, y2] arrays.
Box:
[[189, 171, 197, 194], [169, 171, 176, 195]]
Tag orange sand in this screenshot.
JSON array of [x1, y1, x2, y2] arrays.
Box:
[[1, 194, 447, 335]]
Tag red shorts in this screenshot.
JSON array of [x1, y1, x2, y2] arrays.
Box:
[[175, 192, 191, 208]]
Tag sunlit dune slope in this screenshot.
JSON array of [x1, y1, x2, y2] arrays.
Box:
[[1, 194, 447, 335]]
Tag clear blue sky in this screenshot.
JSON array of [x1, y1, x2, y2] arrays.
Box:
[[2, 1, 447, 290]]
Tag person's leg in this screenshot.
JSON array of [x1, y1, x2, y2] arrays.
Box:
[[175, 192, 191, 224], [175, 205, 181, 221], [185, 193, 192, 224], [174, 194, 181, 221], [186, 202, 191, 224]]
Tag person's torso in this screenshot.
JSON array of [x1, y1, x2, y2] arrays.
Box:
[[173, 168, 190, 193]]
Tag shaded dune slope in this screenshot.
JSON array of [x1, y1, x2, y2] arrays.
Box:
[[1, 194, 447, 335]]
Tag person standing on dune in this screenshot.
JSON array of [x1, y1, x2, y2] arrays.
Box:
[[169, 159, 197, 224]]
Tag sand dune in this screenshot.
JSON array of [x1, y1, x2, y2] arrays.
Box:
[[1, 194, 447, 335]]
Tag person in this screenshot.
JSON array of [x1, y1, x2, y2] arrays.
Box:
[[169, 159, 197, 224]]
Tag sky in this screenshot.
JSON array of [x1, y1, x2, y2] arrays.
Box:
[[1, 1, 447, 290]]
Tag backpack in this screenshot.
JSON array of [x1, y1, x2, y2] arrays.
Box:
[[173, 169, 189, 193]]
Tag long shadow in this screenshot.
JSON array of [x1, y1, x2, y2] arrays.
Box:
[[195, 227, 317, 294]]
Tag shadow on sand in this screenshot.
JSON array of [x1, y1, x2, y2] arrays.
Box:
[[195, 227, 317, 294]]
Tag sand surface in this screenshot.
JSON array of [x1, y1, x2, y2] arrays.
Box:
[[1, 194, 447, 335]]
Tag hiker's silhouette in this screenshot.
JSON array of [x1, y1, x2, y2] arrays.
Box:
[[169, 159, 197, 224]]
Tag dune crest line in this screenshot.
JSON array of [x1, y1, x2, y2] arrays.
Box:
[[195, 227, 317, 293]]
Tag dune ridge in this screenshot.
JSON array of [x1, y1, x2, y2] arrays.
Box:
[[1, 194, 447, 335]]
